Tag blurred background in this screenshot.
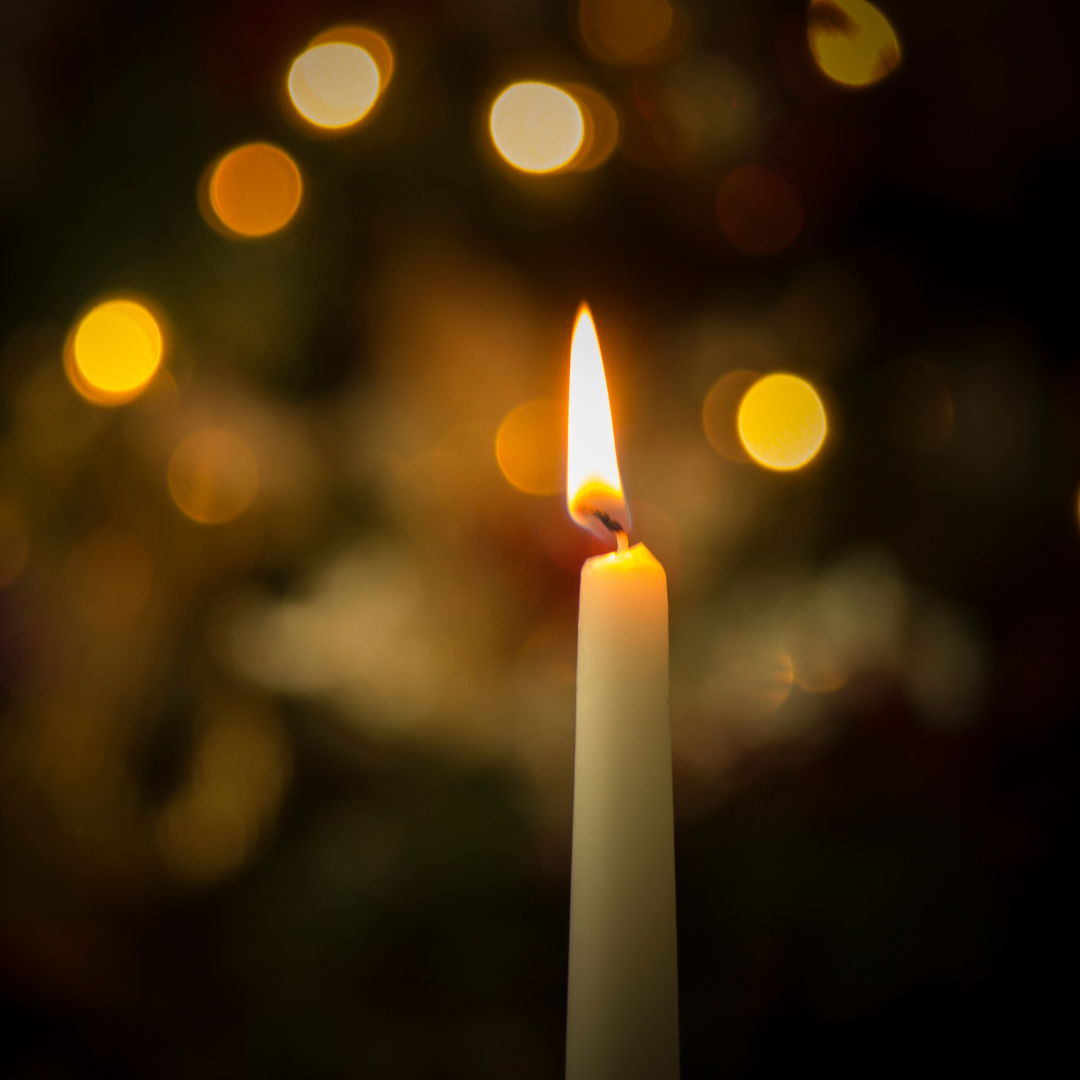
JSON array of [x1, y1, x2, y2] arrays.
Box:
[[1, 0, 1078, 1075]]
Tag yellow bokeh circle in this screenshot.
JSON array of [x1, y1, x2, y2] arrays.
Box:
[[288, 42, 380, 129], [490, 82, 585, 174], [738, 373, 827, 471], [807, 0, 901, 89], [169, 430, 259, 525], [65, 298, 164, 405], [496, 398, 564, 495]]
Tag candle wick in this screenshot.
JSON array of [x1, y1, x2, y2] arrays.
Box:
[[579, 503, 630, 550]]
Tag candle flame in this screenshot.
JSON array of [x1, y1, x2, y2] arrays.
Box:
[[566, 304, 630, 540]]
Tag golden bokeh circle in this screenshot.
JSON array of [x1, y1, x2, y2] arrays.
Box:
[[738, 373, 827, 471], [287, 42, 380, 129], [207, 143, 302, 238], [65, 298, 164, 406], [496, 398, 565, 495], [807, 0, 901, 89], [169, 430, 259, 525], [489, 83, 585, 174]]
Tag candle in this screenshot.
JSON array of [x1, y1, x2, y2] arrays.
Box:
[[564, 305, 679, 1080]]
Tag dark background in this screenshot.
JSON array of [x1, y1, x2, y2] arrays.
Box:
[[2, 0, 1079, 1076]]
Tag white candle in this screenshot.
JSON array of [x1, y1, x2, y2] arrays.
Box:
[[564, 306, 679, 1080]]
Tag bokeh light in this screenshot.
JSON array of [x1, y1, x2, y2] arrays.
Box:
[[702, 369, 761, 462], [561, 84, 620, 171], [718, 165, 804, 255], [489, 83, 584, 174], [738, 373, 827, 471], [704, 638, 795, 722], [214, 544, 450, 727], [64, 529, 153, 628], [579, 0, 676, 65], [496, 398, 564, 495], [64, 298, 163, 406], [168, 429, 259, 524], [807, 0, 901, 89], [288, 42, 380, 130], [309, 25, 393, 85], [206, 143, 302, 238], [0, 503, 29, 588]]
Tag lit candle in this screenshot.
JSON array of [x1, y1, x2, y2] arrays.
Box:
[[564, 305, 679, 1080]]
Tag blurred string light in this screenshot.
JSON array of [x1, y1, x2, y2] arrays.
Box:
[[496, 398, 564, 495], [64, 298, 164, 406], [201, 143, 302, 239], [490, 83, 584, 173], [738, 373, 827, 471], [578, 0, 684, 66], [289, 44, 379, 129], [0, 504, 29, 588], [287, 24, 394, 132], [718, 165, 804, 255], [807, 0, 901, 89], [168, 429, 259, 525]]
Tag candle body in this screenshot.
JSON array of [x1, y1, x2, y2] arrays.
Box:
[[566, 543, 679, 1080]]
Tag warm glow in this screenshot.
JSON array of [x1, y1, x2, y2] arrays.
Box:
[[579, 0, 675, 65], [207, 143, 302, 238], [561, 84, 620, 171], [738, 373, 827, 471], [496, 398, 564, 495], [566, 305, 629, 539], [490, 83, 585, 174], [65, 298, 164, 405], [309, 25, 394, 85], [808, 0, 901, 89], [169, 429, 259, 524], [288, 42, 380, 129]]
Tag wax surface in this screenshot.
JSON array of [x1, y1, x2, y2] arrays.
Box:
[[566, 542, 679, 1080]]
